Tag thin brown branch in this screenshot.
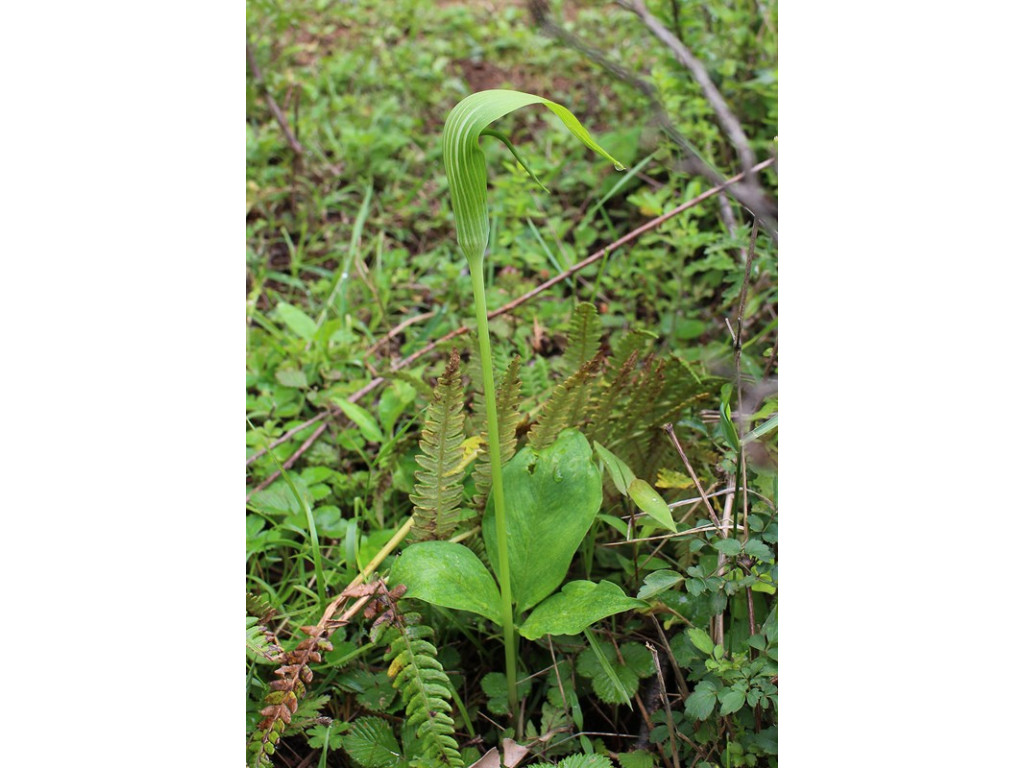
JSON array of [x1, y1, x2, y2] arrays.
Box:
[[365, 309, 438, 357], [528, 0, 776, 232], [649, 617, 689, 698], [246, 42, 304, 156], [733, 223, 758, 541], [245, 161, 774, 481], [646, 642, 681, 768], [662, 423, 721, 528], [618, 0, 757, 177], [246, 421, 329, 501], [712, 483, 735, 645]]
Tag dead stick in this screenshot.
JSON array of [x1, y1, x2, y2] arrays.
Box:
[[246, 42, 304, 156], [646, 642, 681, 768], [619, 0, 756, 176], [733, 222, 758, 542], [662, 423, 721, 528]]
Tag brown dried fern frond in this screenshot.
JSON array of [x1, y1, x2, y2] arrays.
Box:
[[246, 580, 406, 768]]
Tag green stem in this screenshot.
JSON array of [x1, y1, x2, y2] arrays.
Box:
[[468, 257, 519, 727]]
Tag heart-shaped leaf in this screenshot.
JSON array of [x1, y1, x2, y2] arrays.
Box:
[[482, 429, 602, 613], [389, 541, 502, 625], [520, 580, 646, 640]]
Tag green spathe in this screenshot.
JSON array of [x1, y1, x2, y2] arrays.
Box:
[[442, 89, 625, 265], [390, 541, 503, 625], [519, 580, 646, 640], [482, 429, 602, 614]]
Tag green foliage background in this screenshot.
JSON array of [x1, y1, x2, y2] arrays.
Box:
[[247, 1, 777, 766]]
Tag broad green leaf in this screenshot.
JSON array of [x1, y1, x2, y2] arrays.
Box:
[[332, 398, 385, 443], [713, 538, 742, 556], [616, 751, 656, 768], [684, 680, 720, 721], [592, 440, 635, 496], [390, 541, 502, 625], [483, 429, 603, 612], [687, 627, 716, 656], [627, 478, 677, 532], [519, 580, 645, 640], [744, 538, 775, 562], [718, 685, 748, 715], [274, 301, 317, 340], [637, 569, 685, 600], [442, 89, 624, 265]]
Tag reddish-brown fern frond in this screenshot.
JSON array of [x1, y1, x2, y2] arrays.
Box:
[[247, 579, 406, 768]]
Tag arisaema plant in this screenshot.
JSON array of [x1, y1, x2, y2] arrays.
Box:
[[440, 89, 625, 719]]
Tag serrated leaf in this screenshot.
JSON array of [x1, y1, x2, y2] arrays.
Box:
[[744, 538, 774, 562], [713, 538, 742, 556], [332, 398, 384, 443], [390, 541, 502, 624], [628, 478, 676, 532], [340, 716, 401, 768], [442, 89, 624, 266], [616, 751, 656, 768], [555, 755, 614, 768], [718, 686, 747, 715], [684, 680, 719, 720], [520, 580, 645, 640], [637, 569, 685, 600]]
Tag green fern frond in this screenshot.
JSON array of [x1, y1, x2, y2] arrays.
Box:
[[552, 754, 615, 768], [246, 591, 277, 623], [520, 355, 552, 401], [246, 615, 283, 665], [471, 355, 522, 513], [409, 350, 469, 542], [558, 301, 602, 375], [527, 357, 603, 450], [466, 333, 511, 420], [605, 329, 656, 374], [379, 612, 464, 767]]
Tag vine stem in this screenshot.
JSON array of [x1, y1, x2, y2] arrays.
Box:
[[469, 257, 519, 730]]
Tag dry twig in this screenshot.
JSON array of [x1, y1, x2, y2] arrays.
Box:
[[246, 42, 304, 156]]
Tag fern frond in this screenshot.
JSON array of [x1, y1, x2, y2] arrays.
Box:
[[467, 332, 511, 420], [246, 591, 277, 623], [377, 611, 464, 767], [409, 350, 469, 542], [558, 301, 602, 375], [471, 355, 522, 513], [520, 355, 552, 401], [247, 625, 334, 768], [246, 615, 284, 665], [586, 348, 641, 446], [527, 357, 603, 450]]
